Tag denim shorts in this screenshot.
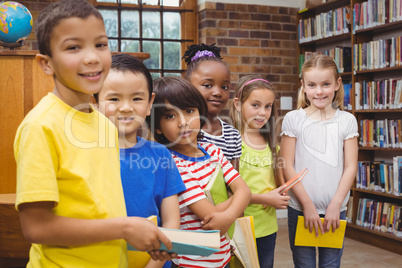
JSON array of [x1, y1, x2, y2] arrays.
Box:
[[287, 206, 346, 268]]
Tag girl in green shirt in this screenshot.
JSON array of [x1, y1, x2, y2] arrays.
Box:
[[229, 75, 290, 268]]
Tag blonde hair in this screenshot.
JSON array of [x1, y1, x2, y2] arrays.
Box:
[[229, 75, 282, 187], [298, 54, 344, 110]]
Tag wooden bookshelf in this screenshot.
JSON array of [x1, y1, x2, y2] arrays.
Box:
[[298, 0, 402, 255]]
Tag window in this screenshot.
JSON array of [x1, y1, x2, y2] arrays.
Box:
[[95, 0, 197, 78]]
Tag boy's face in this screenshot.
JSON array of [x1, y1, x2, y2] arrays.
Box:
[[39, 15, 111, 107], [98, 70, 154, 144]]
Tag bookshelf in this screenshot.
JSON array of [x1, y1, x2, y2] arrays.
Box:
[[298, 0, 402, 255]]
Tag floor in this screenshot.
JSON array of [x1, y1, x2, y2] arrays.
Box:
[[274, 218, 402, 268]]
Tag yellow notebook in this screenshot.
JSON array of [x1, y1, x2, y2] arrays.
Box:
[[294, 216, 346, 249]]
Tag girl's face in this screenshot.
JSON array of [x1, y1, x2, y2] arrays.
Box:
[[302, 67, 341, 110], [156, 102, 201, 150], [98, 70, 154, 144], [189, 61, 231, 117], [236, 88, 275, 131]]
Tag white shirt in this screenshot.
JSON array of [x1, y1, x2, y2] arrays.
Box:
[[281, 108, 358, 214]]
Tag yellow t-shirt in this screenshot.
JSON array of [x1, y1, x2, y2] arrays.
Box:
[[239, 142, 278, 238], [14, 93, 127, 268]]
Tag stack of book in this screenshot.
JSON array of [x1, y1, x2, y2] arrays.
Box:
[[355, 79, 402, 110], [358, 119, 402, 148], [355, 198, 402, 238], [353, 0, 402, 32], [356, 157, 402, 196], [353, 37, 402, 72], [298, 5, 351, 43]]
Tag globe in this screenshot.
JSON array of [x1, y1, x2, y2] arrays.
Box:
[[0, 1, 33, 48]]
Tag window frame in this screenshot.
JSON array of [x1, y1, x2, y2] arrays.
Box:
[[93, 0, 198, 77]]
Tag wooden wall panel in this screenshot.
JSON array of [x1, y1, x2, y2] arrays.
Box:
[[0, 56, 25, 194]]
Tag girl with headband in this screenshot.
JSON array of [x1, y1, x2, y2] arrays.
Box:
[[281, 55, 358, 267], [230, 75, 290, 268], [182, 43, 242, 171]]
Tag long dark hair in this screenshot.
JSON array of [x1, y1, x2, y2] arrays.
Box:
[[151, 77, 208, 146]]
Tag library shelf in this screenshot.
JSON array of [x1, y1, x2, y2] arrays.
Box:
[[299, 32, 351, 47], [355, 65, 402, 75], [354, 20, 402, 35], [351, 187, 402, 200], [354, 109, 402, 114], [358, 147, 402, 152], [345, 224, 402, 255]]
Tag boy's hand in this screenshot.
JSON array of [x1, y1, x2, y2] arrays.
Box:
[[124, 217, 172, 253], [201, 210, 234, 236]]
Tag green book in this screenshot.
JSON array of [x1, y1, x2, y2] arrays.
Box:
[[204, 164, 235, 239]]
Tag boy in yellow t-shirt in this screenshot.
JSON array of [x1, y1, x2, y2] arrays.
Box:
[[14, 0, 172, 267]]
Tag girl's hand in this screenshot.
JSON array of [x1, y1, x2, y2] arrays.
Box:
[[201, 210, 234, 236], [303, 204, 324, 237], [262, 186, 290, 209], [323, 202, 341, 233]]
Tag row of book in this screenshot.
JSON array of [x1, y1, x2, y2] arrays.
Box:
[[355, 198, 402, 238], [298, 5, 351, 43], [353, 36, 402, 72], [358, 119, 402, 149], [356, 157, 402, 196], [299, 47, 352, 74], [353, 0, 402, 32], [354, 78, 402, 110]]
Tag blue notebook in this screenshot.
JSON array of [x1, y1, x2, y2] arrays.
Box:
[[127, 228, 220, 256]]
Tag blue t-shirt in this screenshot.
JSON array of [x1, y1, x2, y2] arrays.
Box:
[[120, 137, 186, 267], [120, 137, 186, 224]]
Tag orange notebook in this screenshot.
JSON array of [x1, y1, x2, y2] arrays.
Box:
[[280, 168, 308, 194]]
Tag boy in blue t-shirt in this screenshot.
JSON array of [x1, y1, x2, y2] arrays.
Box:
[[95, 53, 186, 268]]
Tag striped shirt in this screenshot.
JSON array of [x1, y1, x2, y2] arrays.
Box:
[[201, 117, 242, 161], [170, 142, 240, 268]]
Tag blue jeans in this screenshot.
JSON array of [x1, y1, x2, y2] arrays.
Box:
[[256, 232, 276, 268], [288, 207, 345, 268]]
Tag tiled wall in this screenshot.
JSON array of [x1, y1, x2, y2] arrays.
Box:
[[198, 2, 300, 113]]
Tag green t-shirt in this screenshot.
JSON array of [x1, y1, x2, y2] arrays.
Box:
[[239, 142, 278, 238]]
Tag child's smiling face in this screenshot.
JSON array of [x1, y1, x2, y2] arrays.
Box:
[[302, 67, 340, 111], [98, 69, 154, 145], [189, 61, 231, 117], [42, 15, 111, 107], [240, 88, 275, 131]]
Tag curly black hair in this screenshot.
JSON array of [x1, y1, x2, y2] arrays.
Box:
[[182, 43, 228, 79], [181, 43, 222, 65]]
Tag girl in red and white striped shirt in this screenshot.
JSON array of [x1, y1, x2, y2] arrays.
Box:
[[151, 77, 251, 268]]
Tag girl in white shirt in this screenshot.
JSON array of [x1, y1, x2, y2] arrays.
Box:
[[281, 55, 358, 268]]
